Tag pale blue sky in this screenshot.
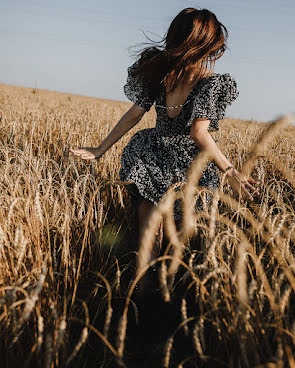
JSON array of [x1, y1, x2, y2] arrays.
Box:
[[0, 0, 294, 121]]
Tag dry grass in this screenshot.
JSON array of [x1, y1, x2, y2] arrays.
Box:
[[0, 83, 295, 367]]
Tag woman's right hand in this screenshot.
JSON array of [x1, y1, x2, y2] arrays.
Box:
[[70, 147, 102, 160], [225, 168, 260, 202]]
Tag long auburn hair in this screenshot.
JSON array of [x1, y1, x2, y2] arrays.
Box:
[[132, 8, 228, 98]]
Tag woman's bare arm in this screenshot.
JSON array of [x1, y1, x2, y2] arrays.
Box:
[[70, 104, 146, 160], [190, 118, 259, 201]]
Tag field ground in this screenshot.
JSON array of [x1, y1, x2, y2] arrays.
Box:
[[0, 84, 295, 367]]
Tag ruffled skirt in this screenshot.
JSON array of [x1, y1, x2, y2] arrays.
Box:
[[119, 128, 219, 219]]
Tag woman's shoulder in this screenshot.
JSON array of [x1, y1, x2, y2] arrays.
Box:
[[214, 73, 239, 101], [194, 72, 238, 99], [190, 72, 239, 108], [124, 48, 160, 110], [202, 72, 237, 86]]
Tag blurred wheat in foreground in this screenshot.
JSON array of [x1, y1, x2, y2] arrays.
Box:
[[0, 83, 295, 368]]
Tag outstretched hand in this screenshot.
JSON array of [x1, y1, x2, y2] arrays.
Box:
[[70, 147, 101, 160], [226, 168, 260, 202]]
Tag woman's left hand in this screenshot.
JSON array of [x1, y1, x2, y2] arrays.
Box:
[[226, 168, 260, 202], [70, 147, 101, 160]]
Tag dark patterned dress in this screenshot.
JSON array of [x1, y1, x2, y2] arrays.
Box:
[[119, 54, 239, 218]]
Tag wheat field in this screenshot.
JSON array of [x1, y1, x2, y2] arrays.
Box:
[[0, 83, 295, 368]]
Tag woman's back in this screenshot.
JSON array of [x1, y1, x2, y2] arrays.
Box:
[[163, 67, 215, 119]]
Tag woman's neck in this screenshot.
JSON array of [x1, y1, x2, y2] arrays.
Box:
[[164, 65, 215, 91]]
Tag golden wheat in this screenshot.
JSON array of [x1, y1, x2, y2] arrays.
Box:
[[1, 83, 295, 367]]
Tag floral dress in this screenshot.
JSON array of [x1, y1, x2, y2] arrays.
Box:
[[119, 53, 239, 218]]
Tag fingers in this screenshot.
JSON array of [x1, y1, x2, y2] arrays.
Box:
[[242, 181, 261, 201], [241, 185, 254, 201], [247, 177, 261, 196], [252, 188, 260, 197], [229, 173, 261, 202], [80, 153, 95, 160], [69, 148, 95, 160], [69, 148, 84, 155], [244, 182, 256, 192], [242, 182, 261, 200], [248, 177, 260, 185]]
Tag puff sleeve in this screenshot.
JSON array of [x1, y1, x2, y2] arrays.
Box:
[[188, 73, 239, 131], [123, 60, 155, 112]]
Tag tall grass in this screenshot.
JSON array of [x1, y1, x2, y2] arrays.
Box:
[[0, 83, 294, 367]]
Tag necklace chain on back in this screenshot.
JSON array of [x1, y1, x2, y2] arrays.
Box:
[[155, 99, 190, 109]]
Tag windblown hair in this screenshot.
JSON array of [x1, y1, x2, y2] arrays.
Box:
[[132, 8, 228, 99]]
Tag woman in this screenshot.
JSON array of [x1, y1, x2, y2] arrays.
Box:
[[70, 8, 259, 236]]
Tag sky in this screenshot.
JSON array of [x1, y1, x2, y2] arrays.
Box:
[[0, 0, 294, 122]]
